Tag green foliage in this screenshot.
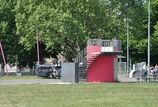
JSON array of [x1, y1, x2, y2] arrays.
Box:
[[0, 0, 18, 64], [15, 0, 120, 62], [150, 0, 158, 64], [0, 0, 158, 67]]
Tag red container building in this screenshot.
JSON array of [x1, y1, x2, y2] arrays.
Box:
[[76, 39, 122, 83]]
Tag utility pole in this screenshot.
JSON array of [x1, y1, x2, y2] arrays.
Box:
[[126, 18, 131, 75], [130, 58, 132, 72], [147, 0, 150, 82]]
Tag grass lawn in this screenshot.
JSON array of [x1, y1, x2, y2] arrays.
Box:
[[0, 76, 38, 80], [0, 83, 158, 107]]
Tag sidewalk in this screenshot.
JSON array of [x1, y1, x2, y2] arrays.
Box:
[[118, 75, 139, 82]]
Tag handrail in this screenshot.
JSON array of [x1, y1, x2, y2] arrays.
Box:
[[75, 39, 101, 67], [100, 40, 122, 52], [75, 39, 122, 67]]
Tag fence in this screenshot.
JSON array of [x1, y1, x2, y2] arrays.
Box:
[[87, 39, 122, 52], [118, 62, 127, 76], [0, 68, 37, 76]]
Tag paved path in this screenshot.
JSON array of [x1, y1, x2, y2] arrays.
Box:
[[0, 75, 140, 85], [0, 79, 65, 85]]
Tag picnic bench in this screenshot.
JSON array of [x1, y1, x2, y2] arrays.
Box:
[[137, 73, 158, 82]]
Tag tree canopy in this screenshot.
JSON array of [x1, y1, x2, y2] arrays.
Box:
[[0, 0, 158, 68]]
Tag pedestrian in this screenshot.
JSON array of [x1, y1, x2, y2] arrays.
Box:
[[150, 65, 154, 75], [155, 64, 158, 81]]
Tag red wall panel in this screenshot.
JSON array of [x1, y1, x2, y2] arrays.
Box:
[[87, 55, 115, 82]]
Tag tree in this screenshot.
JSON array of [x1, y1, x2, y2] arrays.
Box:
[[0, 0, 18, 72], [15, 0, 125, 62], [1, 0, 158, 68], [151, 0, 158, 65], [15, 0, 57, 68]]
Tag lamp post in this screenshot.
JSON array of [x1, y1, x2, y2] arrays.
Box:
[[126, 18, 131, 75], [36, 29, 40, 66], [147, 0, 150, 82], [0, 42, 8, 75]]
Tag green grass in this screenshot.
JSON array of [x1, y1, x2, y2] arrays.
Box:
[[0, 76, 38, 80], [0, 83, 158, 107]]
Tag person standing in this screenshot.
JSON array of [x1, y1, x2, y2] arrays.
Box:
[[150, 65, 154, 74], [155, 64, 158, 81]]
